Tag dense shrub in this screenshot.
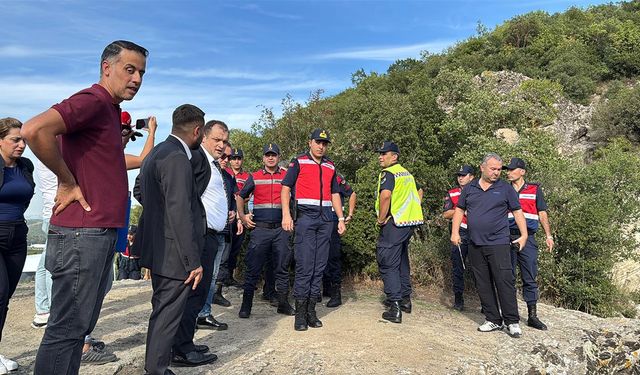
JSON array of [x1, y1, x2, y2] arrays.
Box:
[[226, 2, 640, 317]]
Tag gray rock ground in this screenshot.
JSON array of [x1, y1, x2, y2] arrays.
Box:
[[2, 280, 638, 374]]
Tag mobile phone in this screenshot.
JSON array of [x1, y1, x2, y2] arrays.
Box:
[[135, 118, 149, 129]]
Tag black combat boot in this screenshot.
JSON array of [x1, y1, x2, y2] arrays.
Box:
[[213, 282, 231, 307], [399, 296, 411, 313], [238, 289, 254, 318], [306, 298, 323, 328], [294, 299, 308, 331], [277, 292, 295, 316], [453, 292, 464, 311], [326, 283, 342, 308], [527, 303, 548, 330], [382, 300, 402, 323]]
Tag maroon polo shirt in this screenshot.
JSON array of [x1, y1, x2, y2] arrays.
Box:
[[50, 84, 127, 228]]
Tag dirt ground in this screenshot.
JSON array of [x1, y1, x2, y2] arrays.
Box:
[[4, 279, 635, 375]]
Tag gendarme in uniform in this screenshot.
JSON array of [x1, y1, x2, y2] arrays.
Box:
[[375, 141, 423, 324]]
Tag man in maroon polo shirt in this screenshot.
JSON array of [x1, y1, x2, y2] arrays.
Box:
[[22, 40, 148, 375]]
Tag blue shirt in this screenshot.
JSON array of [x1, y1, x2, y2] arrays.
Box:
[[457, 178, 521, 246], [0, 167, 35, 221]]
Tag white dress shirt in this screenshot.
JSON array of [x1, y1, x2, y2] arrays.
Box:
[[200, 146, 228, 231], [36, 159, 57, 220], [170, 134, 192, 160]]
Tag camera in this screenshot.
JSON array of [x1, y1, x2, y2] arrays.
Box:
[[136, 118, 149, 129]]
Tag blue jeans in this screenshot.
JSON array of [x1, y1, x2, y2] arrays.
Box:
[[34, 225, 117, 375], [34, 218, 52, 315], [198, 233, 225, 318]]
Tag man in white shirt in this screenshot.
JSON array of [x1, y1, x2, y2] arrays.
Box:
[[189, 121, 241, 332]]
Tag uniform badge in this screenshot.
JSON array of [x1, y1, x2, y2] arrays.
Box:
[[319, 130, 327, 139]]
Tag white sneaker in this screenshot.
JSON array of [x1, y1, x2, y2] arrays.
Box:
[[506, 323, 522, 338], [0, 361, 7, 375], [477, 320, 503, 332], [0, 354, 17, 371], [31, 313, 49, 329]]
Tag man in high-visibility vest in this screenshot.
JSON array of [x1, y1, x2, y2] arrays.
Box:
[[281, 129, 347, 331], [375, 141, 424, 324], [504, 157, 554, 331], [443, 165, 475, 311]]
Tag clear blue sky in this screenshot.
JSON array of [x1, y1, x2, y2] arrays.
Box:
[[0, 0, 608, 219]]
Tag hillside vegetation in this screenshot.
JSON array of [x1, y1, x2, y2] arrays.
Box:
[[228, 2, 640, 317]]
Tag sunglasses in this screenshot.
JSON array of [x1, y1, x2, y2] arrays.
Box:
[[220, 154, 229, 160]]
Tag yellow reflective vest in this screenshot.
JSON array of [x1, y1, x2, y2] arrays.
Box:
[[375, 163, 424, 227]]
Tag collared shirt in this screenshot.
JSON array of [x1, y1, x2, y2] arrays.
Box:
[[281, 152, 340, 221], [200, 146, 228, 231], [457, 178, 521, 246], [170, 134, 192, 160], [239, 166, 286, 223], [50, 84, 127, 228]]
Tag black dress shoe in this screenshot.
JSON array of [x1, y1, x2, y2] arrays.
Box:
[[171, 351, 217, 367], [196, 315, 229, 331], [194, 344, 209, 353]]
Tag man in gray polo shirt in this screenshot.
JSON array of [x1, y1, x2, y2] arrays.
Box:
[[451, 153, 528, 338]]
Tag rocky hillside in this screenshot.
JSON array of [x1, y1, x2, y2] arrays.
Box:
[[451, 70, 640, 298]]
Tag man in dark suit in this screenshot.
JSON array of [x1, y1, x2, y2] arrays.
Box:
[[134, 104, 215, 375]]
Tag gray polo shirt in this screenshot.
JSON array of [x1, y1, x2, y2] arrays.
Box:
[[457, 178, 521, 246]]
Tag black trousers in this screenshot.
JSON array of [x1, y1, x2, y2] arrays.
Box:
[[323, 225, 342, 285], [376, 222, 413, 301], [145, 274, 191, 375], [468, 243, 519, 325], [227, 221, 245, 277], [243, 226, 292, 294], [172, 232, 218, 356], [0, 221, 27, 341], [117, 254, 141, 280]]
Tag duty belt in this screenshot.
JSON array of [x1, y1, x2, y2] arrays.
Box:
[[253, 222, 281, 229]]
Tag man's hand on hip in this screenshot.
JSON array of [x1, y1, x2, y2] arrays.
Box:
[[53, 182, 91, 215]]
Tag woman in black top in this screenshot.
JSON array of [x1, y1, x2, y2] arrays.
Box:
[[0, 117, 35, 373]]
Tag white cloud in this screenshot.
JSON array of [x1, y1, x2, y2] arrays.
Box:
[[154, 68, 290, 81], [314, 40, 455, 61], [236, 3, 302, 20], [0, 44, 90, 58]]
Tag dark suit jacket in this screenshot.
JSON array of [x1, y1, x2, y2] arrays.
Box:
[[134, 136, 206, 280]]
